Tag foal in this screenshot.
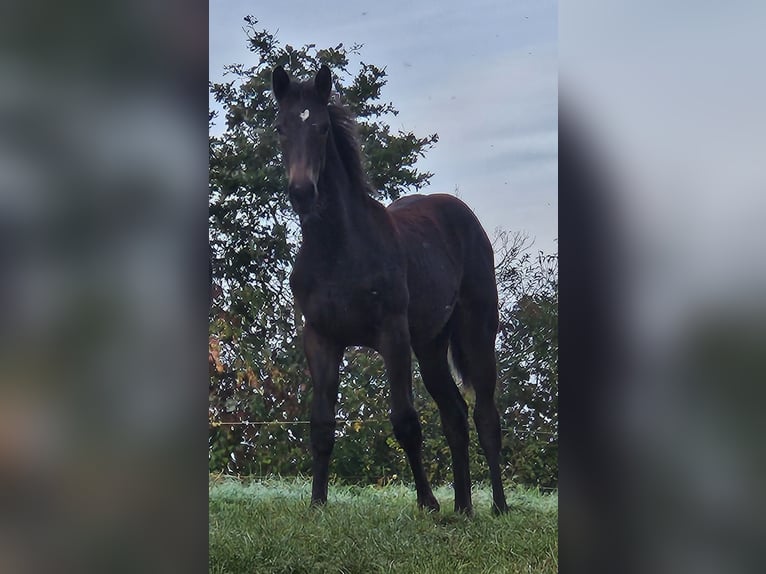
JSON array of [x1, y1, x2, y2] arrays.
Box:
[[272, 65, 508, 515]]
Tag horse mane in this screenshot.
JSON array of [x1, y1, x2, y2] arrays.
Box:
[[327, 99, 373, 196]]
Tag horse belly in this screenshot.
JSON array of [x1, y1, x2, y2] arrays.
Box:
[[298, 283, 386, 346]]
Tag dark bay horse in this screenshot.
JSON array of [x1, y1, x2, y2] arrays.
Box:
[[271, 65, 508, 515]]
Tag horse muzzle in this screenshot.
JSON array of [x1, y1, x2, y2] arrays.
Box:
[[288, 181, 319, 215]]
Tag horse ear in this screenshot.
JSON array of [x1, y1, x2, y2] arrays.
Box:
[[314, 65, 332, 104], [272, 65, 290, 103]]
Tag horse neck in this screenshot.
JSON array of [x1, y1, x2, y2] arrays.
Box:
[[300, 134, 372, 248]]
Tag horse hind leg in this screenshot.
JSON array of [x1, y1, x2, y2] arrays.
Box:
[[451, 304, 509, 514], [414, 335, 473, 515]]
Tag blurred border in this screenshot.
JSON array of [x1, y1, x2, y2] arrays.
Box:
[[0, 1, 209, 572], [560, 3, 766, 573]]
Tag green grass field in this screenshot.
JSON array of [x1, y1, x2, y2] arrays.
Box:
[[210, 476, 557, 573]]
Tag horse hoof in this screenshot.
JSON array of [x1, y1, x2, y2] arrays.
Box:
[[309, 499, 327, 510], [492, 502, 509, 515], [454, 504, 474, 517], [419, 496, 440, 512]]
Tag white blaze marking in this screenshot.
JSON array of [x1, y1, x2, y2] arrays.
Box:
[[299, 109, 310, 122]]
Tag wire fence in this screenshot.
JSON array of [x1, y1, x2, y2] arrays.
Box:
[[209, 418, 558, 492], [209, 418, 557, 439]]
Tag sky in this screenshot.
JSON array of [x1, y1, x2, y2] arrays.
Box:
[[210, 1, 558, 255]]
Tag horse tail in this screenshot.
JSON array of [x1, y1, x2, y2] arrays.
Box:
[[447, 327, 472, 389]]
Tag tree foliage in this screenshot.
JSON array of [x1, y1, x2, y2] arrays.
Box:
[[209, 18, 557, 489], [495, 232, 558, 488]]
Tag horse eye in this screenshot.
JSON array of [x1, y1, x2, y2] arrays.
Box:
[[275, 124, 285, 136], [317, 124, 329, 136]]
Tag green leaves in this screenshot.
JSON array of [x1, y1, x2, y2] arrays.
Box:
[[494, 234, 558, 488]]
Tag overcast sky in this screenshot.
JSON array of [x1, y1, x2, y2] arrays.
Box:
[[210, 1, 558, 254]]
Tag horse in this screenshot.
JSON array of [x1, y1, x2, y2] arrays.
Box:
[[271, 64, 508, 515]]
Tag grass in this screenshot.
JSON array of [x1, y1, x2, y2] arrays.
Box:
[[209, 475, 557, 574]]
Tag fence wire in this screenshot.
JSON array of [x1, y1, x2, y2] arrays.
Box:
[[209, 418, 557, 438]]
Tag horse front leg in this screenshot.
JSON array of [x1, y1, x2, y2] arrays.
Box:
[[378, 317, 440, 512], [303, 325, 343, 506]]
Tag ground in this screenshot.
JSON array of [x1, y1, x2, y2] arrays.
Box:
[[209, 476, 558, 574]]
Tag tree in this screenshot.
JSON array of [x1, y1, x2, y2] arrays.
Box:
[[495, 232, 558, 488]]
